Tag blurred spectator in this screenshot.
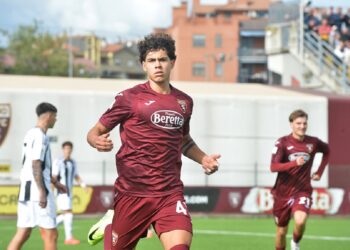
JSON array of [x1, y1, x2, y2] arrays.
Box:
[[334, 40, 346, 61], [328, 6, 342, 28], [329, 26, 341, 48], [343, 8, 350, 29], [318, 18, 332, 41], [344, 40, 350, 66], [340, 26, 350, 41]]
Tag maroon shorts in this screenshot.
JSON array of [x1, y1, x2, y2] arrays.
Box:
[[109, 191, 192, 250], [273, 193, 312, 227]]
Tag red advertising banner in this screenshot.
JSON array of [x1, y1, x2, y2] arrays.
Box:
[[1, 186, 349, 215]]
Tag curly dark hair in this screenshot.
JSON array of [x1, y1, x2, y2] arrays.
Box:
[[137, 33, 177, 63]]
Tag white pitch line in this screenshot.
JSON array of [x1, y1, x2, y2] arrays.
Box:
[[194, 230, 350, 241]]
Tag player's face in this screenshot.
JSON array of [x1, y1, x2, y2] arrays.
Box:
[[48, 112, 57, 128], [290, 116, 308, 139], [142, 49, 175, 85], [63, 145, 73, 159]]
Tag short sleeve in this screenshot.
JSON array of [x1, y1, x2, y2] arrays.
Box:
[[271, 139, 284, 164], [73, 160, 79, 177], [99, 91, 132, 130], [32, 130, 46, 161], [52, 159, 60, 176], [316, 138, 329, 154], [182, 98, 193, 136]]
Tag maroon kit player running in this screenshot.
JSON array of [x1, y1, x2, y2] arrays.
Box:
[[270, 109, 330, 250], [87, 33, 220, 250]]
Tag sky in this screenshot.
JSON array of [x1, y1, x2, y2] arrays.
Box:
[[0, 0, 349, 46]]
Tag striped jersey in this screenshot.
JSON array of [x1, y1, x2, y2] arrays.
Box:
[[18, 127, 52, 202], [52, 157, 78, 196]]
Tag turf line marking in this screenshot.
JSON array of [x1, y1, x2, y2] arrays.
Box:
[[194, 230, 350, 241]]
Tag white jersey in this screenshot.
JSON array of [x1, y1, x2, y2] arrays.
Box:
[[18, 127, 52, 202], [52, 157, 78, 197]]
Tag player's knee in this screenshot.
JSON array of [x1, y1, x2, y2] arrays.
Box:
[[170, 244, 189, 250], [277, 227, 288, 237]]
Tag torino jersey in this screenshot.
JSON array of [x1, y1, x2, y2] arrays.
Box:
[[52, 157, 77, 197], [271, 134, 329, 198], [18, 127, 52, 202], [100, 82, 193, 197]]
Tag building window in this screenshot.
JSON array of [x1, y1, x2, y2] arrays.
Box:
[[193, 35, 206, 47], [192, 62, 205, 76], [114, 58, 121, 65], [215, 62, 223, 76], [215, 34, 222, 48], [127, 60, 134, 67]]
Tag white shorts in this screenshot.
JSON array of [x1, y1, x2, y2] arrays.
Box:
[[17, 193, 56, 229], [56, 193, 72, 211]]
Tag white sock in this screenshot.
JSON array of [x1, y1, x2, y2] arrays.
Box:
[[63, 213, 73, 240], [56, 214, 64, 226]]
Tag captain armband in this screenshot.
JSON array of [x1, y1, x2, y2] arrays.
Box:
[[182, 139, 196, 156]]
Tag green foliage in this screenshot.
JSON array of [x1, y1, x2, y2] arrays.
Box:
[[4, 21, 70, 76]]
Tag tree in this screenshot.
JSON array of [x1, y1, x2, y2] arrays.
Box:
[[6, 21, 70, 76]]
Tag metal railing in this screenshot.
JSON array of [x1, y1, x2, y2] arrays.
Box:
[[303, 31, 350, 89]]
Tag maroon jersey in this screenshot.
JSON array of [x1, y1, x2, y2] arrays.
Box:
[[99, 82, 193, 197], [270, 134, 330, 198]]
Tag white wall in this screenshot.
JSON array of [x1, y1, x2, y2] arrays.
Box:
[[0, 78, 329, 188]]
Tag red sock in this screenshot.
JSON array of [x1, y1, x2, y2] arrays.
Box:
[[170, 244, 189, 250], [293, 232, 302, 243], [104, 224, 112, 250]]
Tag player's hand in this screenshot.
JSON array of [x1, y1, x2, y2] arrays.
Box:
[[55, 182, 68, 194], [39, 191, 47, 208], [95, 133, 114, 152], [296, 156, 305, 166], [202, 154, 221, 175], [311, 172, 320, 181]]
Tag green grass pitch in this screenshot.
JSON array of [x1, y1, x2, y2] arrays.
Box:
[[1, 216, 349, 249]]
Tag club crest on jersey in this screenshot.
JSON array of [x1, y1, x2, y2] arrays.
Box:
[[306, 144, 314, 153], [0, 104, 11, 147], [177, 99, 187, 113]]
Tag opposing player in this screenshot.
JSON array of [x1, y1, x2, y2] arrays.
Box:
[[52, 141, 87, 245], [87, 33, 220, 250], [270, 109, 330, 250], [7, 102, 66, 250]]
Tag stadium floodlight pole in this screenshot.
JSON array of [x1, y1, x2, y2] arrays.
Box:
[[68, 27, 73, 78], [299, 0, 312, 61], [299, 0, 304, 61]]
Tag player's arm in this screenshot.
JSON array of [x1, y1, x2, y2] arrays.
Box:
[[32, 159, 47, 208], [312, 140, 330, 180], [270, 140, 304, 172], [182, 134, 221, 175], [51, 176, 67, 193], [87, 122, 113, 152], [75, 175, 88, 192]]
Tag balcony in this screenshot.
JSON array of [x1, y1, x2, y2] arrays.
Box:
[[238, 48, 267, 63]]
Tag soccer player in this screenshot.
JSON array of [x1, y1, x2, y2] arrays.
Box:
[[270, 109, 330, 250], [52, 141, 87, 245], [7, 102, 67, 250], [87, 33, 220, 250]]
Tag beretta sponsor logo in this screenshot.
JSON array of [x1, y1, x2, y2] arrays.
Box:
[[0, 104, 11, 147], [151, 110, 184, 129]]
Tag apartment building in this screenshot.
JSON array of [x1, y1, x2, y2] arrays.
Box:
[[155, 0, 272, 83]]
